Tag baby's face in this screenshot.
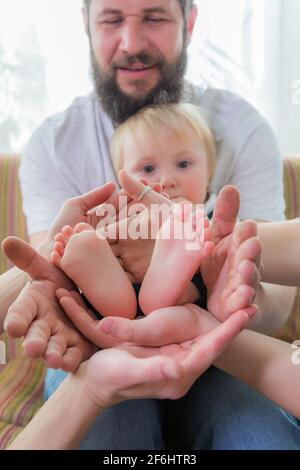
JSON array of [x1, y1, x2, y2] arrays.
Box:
[[121, 128, 209, 204]]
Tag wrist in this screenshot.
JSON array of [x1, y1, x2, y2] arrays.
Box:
[[72, 360, 107, 416]]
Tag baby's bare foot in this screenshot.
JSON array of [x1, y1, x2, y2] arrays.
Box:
[[50, 223, 92, 266], [51, 223, 137, 318], [139, 205, 213, 315]]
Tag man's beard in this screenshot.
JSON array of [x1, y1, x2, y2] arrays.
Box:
[[90, 47, 188, 125]]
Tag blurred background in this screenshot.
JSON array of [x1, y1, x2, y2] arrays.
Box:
[[0, 0, 299, 155]]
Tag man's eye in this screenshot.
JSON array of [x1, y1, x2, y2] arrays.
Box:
[[104, 18, 122, 25], [145, 17, 165, 23], [177, 160, 190, 169], [143, 165, 155, 173]]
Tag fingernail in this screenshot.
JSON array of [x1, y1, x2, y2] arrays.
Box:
[[247, 306, 258, 318], [101, 320, 117, 335]]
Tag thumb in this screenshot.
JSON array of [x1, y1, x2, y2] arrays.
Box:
[[210, 185, 240, 243], [77, 182, 116, 212], [2, 237, 68, 285]]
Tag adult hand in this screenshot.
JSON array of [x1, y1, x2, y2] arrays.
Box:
[[40, 182, 116, 257], [201, 186, 262, 321], [2, 182, 118, 371], [71, 305, 250, 408]]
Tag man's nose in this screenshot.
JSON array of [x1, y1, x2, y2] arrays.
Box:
[[119, 21, 149, 56]]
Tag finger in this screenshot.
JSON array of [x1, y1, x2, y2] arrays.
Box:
[[61, 347, 83, 373], [44, 334, 67, 369], [2, 237, 73, 290], [70, 290, 90, 309], [94, 349, 180, 391], [76, 182, 116, 212], [103, 190, 131, 215], [138, 179, 162, 195], [2, 237, 53, 280], [202, 241, 215, 258], [4, 291, 38, 338], [183, 310, 249, 374], [224, 284, 255, 317], [58, 295, 121, 348], [56, 288, 88, 310], [236, 237, 262, 266], [210, 186, 240, 243], [104, 211, 144, 246], [119, 169, 173, 208], [22, 318, 52, 358], [99, 305, 202, 346], [238, 260, 261, 290], [232, 220, 257, 248]]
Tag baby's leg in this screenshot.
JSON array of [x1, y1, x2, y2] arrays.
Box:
[[51, 223, 137, 319], [139, 205, 211, 315]]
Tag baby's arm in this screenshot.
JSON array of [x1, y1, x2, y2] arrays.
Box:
[[215, 329, 300, 420], [258, 219, 300, 286]]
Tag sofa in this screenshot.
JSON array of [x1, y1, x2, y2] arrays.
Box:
[[0, 153, 300, 448]]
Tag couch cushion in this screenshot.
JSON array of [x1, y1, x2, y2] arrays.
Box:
[[275, 156, 300, 342], [0, 154, 45, 448], [0, 358, 45, 449], [0, 154, 27, 274]]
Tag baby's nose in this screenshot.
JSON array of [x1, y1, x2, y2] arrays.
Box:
[[160, 173, 177, 189]]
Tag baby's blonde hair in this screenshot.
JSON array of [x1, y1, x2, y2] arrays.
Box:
[[110, 103, 216, 181]]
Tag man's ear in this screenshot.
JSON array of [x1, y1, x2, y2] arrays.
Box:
[[82, 6, 89, 36], [186, 4, 198, 44]]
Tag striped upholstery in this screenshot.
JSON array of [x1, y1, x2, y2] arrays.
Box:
[[276, 156, 300, 342], [0, 153, 299, 448], [0, 155, 45, 449], [0, 359, 45, 449], [0, 155, 27, 273]]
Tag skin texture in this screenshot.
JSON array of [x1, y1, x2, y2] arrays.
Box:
[[84, 0, 197, 100]]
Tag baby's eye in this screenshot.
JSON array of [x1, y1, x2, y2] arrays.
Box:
[[143, 165, 155, 174], [177, 160, 191, 169]]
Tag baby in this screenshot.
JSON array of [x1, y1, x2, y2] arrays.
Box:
[[50, 103, 216, 319]]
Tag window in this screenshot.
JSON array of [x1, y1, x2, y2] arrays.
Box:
[[0, 0, 299, 153]]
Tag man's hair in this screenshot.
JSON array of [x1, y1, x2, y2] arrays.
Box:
[[110, 103, 216, 181], [82, 1, 194, 19]]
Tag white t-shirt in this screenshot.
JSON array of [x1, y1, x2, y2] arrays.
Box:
[[20, 82, 285, 236]]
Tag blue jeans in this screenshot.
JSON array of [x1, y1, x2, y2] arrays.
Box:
[[44, 366, 300, 450]]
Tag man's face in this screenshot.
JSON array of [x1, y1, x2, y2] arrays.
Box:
[[84, 0, 197, 123]]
